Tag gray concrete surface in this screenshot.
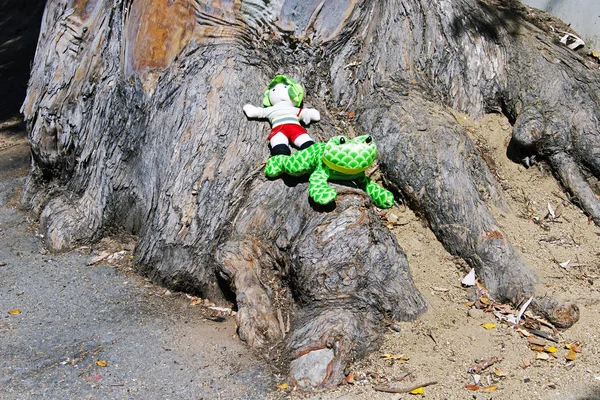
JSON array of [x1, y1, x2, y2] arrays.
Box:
[[0, 137, 274, 399], [520, 0, 600, 52]]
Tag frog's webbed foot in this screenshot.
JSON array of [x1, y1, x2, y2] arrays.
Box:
[[357, 176, 394, 209], [309, 168, 337, 205]]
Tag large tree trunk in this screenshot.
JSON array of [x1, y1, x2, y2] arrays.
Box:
[[22, 0, 597, 387]]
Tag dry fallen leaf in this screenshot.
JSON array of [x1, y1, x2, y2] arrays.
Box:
[[479, 297, 490, 305], [494, 369, 507, 377], [409, 387, 425, 395], [536, 352, 550, 360], [566, 343, 582, 353], [527, 336, 547, 347], [516, 328, 531, 337], [482, 323, 496, 329], [565, 349, 577, 361], [276, 382, 289, 390], [96, 360, 107, 367], [465, 384, 480, 391], [481, 385, 498, 392], [530, 344, 546, 352], [8, 309, 21, 315], [546, 346, 558, 353], [346, 371, 355, 384]]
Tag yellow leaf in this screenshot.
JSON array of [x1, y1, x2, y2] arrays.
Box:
[[482, 323, 496, 329], [8, 309, 21, 315], [276, 382, 289, 390], [494, 369, 507, 377], [410, 387, 425, 395], [546, 346, 558, 353], [481, 385, 498, 392], [480, 297, 490, 305], [566, 343, 582, 353], [96, 360, 107, 367], [565, 349, 577, 361]]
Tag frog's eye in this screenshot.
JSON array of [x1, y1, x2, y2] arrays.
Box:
[[339, 137, 346, 144], [365, 136, 372, 144]]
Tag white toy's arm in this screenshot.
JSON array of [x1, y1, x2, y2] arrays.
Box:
[[299, 108, 320, 125], [243, 104, 267, 119]]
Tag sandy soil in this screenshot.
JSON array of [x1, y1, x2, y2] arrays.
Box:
[[272, 113, 600, 400]]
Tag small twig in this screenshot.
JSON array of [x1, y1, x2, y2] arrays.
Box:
[[393, 372, 412, 382], [373, 381, 437, 394], [277, 308, 285, 339], [110, 383, 125, 387], [468, 357, 499, 374], [526, 328, 559, 343]]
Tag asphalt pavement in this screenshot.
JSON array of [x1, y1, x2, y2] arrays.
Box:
[[0, 133, 273, 399]]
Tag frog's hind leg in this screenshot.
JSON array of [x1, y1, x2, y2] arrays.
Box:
[[265, 144, 320, 178], [309, 166, 337, 205], [265, 155, 287, 178], [357, 176, 394, 209]]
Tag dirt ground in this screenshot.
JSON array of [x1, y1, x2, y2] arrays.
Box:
[[271, 113, 600, 400]]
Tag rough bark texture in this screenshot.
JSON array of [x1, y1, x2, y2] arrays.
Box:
[[22, 0, 598, 387]]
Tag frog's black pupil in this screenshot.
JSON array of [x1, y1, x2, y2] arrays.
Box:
[[365, 136, 372, 144], [339, 137, 346, 144]]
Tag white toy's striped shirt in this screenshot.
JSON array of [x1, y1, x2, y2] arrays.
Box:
[[262, 103, 302, 128]]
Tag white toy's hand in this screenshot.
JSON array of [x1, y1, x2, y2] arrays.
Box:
[[301, 108, 320, 124], [243, 104, 262, 118]]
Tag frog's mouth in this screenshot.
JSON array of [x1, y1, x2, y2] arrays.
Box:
[[322, 157, 370, 175]]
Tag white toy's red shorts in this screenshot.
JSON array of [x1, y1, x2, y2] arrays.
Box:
[[267, 124, 307, 142]]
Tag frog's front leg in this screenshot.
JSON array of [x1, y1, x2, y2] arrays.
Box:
[[357, 175, 394, 209], [308, 165, 337, 205]]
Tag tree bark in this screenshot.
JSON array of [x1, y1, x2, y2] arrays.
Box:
[[22, 0, 597, 387]]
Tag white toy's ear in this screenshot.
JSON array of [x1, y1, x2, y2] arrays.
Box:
[[262, 90, 272, 107]]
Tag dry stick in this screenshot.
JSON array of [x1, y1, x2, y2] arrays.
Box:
[[373, 381, 438, 394], [527, 327, 559, 343]]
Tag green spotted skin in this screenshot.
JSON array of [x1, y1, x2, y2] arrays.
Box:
[[265, 135, 394, 208]]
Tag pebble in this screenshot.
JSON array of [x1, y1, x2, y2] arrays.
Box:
[[468, 308, 485, 318]]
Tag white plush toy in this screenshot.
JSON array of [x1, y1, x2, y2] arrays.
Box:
[[243, 75, 320, 156]]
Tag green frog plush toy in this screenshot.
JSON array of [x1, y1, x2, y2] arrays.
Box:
[[265, 135, 394, 208]]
